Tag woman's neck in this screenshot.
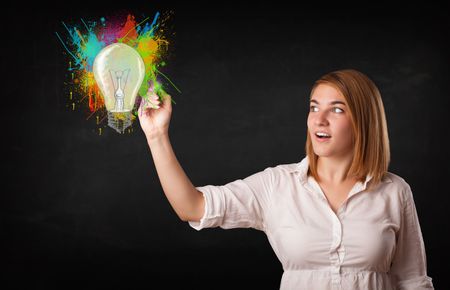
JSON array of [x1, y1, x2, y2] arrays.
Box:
[[317, 154, 355, 184]]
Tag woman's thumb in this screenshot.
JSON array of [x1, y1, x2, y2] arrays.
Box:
[[162, 93, 172, 108]]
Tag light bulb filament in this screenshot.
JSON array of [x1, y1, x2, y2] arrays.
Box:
[[110, 69, 130, 111]]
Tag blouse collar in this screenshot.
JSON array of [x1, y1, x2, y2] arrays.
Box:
[[292, 156, 391, 195]]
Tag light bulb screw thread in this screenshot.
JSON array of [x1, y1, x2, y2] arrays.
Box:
[[107, 111, 132, 134]]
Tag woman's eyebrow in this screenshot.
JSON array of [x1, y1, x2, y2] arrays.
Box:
[[310, 99, 346, 106]]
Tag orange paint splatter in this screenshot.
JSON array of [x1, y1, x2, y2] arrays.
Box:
[[136, 37, 158, 64]]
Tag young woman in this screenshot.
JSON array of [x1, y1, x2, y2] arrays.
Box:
[[138, 69, 434, 289]]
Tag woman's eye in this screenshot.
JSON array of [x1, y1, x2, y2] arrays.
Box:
[[333, 107, 344, 113], [310, 106, 318, 112]]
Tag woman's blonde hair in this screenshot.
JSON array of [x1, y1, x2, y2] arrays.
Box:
[[305, 69, 390, 191]]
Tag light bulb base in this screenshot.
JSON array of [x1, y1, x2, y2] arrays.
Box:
[[107, 111, 132, 134]]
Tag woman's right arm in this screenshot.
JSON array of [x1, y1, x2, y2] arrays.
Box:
[[138, 91, 204, 222]]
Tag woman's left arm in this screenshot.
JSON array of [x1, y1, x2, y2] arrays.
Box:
[[389, 184, 434, 289]]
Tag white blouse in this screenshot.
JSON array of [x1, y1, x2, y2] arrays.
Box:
[[189, 156, 434, 290]]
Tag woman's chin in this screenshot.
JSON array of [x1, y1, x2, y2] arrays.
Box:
[[313, 150, 332, 157]]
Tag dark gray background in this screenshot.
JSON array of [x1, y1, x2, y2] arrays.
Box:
[[4, 2, 448, 289]]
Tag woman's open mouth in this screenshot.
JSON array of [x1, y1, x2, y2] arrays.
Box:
[[314, 132, 332, 142]]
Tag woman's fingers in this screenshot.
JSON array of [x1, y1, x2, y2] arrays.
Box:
[[138, 93, 164, 118], [140, 98, 159, 110], [138, 99, 152, 118], [147, 93, 160, 109]]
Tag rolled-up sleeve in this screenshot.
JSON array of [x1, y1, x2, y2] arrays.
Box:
[[389, 184, 434, 289], [188, 167, 274, 232]]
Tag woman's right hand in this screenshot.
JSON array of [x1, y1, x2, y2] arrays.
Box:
[[137, 90, 173, 141]]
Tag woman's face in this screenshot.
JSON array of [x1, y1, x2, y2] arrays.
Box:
[[307, 83, 354, 159]]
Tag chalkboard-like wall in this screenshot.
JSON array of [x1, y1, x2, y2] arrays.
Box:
[[4, 2, 448, 289]]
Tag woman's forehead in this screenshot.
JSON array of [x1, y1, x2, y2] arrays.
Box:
[[310, 84, 346, 103]]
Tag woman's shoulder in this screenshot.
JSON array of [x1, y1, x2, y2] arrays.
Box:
[[384, 171, 410, 188], [254, 162, 302, 175], [273, 162, 302, 173], [251, 162, 302, 184], [383, 171, 414, 202]]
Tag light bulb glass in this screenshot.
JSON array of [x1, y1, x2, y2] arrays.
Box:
[[93, 43, 145, 133]]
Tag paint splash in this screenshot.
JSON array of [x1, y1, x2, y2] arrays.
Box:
[[56, 11, 179, 134]]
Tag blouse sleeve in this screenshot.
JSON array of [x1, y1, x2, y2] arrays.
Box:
[[389, 183, 434, 289], [188, 167, 274, 232]]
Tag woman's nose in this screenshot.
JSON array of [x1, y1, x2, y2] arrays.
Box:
[[314, 111, 329, 126]]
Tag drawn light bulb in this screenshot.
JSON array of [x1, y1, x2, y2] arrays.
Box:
[[93, 43, 145, 133]]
